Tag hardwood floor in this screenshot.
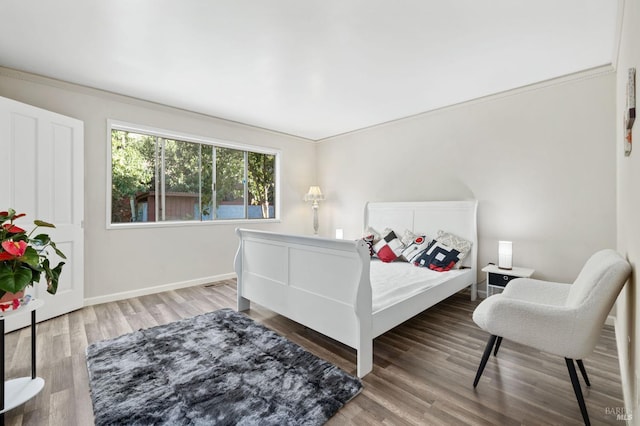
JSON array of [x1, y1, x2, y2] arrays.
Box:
[[3, 280, 624, 425]]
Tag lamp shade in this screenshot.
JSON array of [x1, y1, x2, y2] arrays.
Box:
[[498, 241, 513, 270], [303, 186, 325, 202]]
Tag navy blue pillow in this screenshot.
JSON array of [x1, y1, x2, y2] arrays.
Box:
[[413, 240, 462, 272]]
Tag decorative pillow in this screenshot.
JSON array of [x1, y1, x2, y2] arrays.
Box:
[[373, 229, 405, 263], [359, 227, 381, 257], [413, 240, 463, 272], [400, 234, 431, 263], [400, 229, 417, 246], [397, 230, 417, 262], [435, 230, 472, 269]]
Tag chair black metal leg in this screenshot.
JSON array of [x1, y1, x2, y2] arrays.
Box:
[[576, 360, 591, 387], [473, 335, 498, 388], [493, 336, 503, 356], [566, 358, 590, 426]]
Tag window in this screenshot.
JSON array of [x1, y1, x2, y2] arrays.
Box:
[[109, 122, 278, 226]]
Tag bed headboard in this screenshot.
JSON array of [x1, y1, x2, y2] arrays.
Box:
[[364, 200, 478, 271]]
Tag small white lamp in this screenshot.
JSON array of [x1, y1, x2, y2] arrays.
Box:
[[303, 186, 325, 235], [498, 241, 513, 270]]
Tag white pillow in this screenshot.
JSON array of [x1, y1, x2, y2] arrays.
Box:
[[435, 230, 472, 268], [400, 234, 431, 263]]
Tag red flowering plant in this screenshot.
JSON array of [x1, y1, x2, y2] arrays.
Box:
[[0, 209, 66, 301]]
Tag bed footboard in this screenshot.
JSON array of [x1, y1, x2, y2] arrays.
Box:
[[235, 228, 373, 377]]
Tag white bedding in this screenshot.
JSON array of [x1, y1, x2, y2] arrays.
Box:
[[371, 259, 469, 313]]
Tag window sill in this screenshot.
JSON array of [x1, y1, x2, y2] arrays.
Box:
[[106, 218, 281, 230]]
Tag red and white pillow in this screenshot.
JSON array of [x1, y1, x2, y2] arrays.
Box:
[[373, 229, 405, 262]]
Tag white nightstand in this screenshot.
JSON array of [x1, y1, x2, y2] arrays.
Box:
[[482, 264, 535, 297]]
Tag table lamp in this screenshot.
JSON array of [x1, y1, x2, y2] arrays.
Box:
[[498, 241, 513, 270], [303, 186, 325, 235]]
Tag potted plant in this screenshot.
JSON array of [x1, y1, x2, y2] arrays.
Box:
[[0, 208, 66, 311]]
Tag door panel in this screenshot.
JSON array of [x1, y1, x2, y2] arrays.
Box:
[[0, 96, 84, 332]]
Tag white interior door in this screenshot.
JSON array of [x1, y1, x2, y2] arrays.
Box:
[[0, 96, 84, 332]]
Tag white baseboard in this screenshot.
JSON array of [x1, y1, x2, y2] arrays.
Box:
[[83, 273, 236, 306], [612, 316, 636, 425]]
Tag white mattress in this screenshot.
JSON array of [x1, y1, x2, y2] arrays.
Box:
[[370, 259, 468, 313]]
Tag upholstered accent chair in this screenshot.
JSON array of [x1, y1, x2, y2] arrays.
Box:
[[472, 249, 631, 425]]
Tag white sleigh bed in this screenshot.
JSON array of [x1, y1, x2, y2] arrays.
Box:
[[234, 200, 478, 377]]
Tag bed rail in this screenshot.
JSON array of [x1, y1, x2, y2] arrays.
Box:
[[234, 228, 374, 376]]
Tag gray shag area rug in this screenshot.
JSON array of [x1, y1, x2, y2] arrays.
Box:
[[86, 308, 362, 426]]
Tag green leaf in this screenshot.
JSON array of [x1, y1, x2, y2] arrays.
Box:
[[30, 268, 42, 284], [32, 234, 51, 245], [33, 220, 56, 228], [19, 247, 42, 268], [43, 259, 65, 295], [0, 265, 33, 293], [52, 243, 67, 260]]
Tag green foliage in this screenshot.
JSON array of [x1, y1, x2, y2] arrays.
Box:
[[0, 209, 66, 298], [111, 130, 155, 200], [0, 266, 32, 294], [163, 139, 201, 193], [111, 129, 277, 221], [42, 258, 64, 295], [248, 152, 275, 218], [111, 130, 155, 222], [216, 147, 244, 204]]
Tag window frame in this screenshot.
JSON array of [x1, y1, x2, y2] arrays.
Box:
[[106, 120, 281, 230]]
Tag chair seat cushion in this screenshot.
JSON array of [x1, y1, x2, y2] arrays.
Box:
[[501, 278, 571, 305], [472, 294, 584, 358]]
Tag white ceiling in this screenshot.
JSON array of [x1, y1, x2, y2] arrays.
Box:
[[0, 1, 619, 140]]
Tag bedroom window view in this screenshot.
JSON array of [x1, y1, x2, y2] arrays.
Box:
[[110, 128, 277, 224]]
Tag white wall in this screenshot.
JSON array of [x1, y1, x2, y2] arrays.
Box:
[[615, 0, 640, 418], [0, 67, 316, 302], [0, 65, 619, 316], [316, 71, 617, 286]]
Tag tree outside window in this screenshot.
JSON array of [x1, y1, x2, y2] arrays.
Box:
[[110, 127, 277, 224]]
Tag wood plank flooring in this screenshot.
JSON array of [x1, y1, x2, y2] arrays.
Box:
[[3, 280, 624, 425]]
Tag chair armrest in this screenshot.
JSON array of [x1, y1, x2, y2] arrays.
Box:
[[473, 296, 588, 358], [502, 278, 572, 305]]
